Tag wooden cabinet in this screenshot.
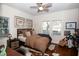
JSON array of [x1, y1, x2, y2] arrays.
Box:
[[11, 41, 19, 49], [7, 39, 19, 49]]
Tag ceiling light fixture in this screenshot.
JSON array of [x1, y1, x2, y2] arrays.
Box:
[[30, 3, 52, 12], [39, 7, 43, 10]]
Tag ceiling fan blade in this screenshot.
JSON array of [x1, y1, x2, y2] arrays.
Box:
[[30, 6, 38, 8], [37, 3, 42, 7], [44, 3, 52, 8]]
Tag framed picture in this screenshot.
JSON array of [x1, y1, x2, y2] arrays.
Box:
[[64, 31, 70, 36], [66, 22, 77, 29], [15, 16, 25, 27]]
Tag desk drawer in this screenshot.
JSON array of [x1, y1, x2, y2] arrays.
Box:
[[11, 41, 19, 49]]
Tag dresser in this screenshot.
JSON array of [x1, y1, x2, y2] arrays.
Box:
[[7, 39, 19, 49]]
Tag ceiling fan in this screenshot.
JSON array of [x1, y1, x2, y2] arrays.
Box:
[[30, 3, 52, 12]]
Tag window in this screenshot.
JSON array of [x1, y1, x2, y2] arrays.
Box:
[[52, 21, 62, 36], [42, 22, 50, 34], [42, 21, 62, 36]]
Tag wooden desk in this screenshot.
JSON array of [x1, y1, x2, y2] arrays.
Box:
[[7, 48, 23, 56]]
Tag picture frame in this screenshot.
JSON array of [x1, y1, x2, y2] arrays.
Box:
[[15, 16, 25, 27], [66, 22, 77, 29], [64, 31, 70, 36], [0, 16, 9, 37]]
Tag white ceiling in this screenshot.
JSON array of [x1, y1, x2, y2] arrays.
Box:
[[3, 3, 79, 15]]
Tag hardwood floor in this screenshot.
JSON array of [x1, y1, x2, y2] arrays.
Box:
[[45, 45, 78, 56], [7, 45, 78, 56]]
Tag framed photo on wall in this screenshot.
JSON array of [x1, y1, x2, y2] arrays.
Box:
[[15, 16, 25, 27], [66, 22, 77, 29], [64, 31, 70, 36]]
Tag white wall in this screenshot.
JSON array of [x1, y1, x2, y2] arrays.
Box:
[[0, 4, 1, 16], [1, 4, 33, 38], [0, 4, 33, 47], [33, 8, 79, 44]]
